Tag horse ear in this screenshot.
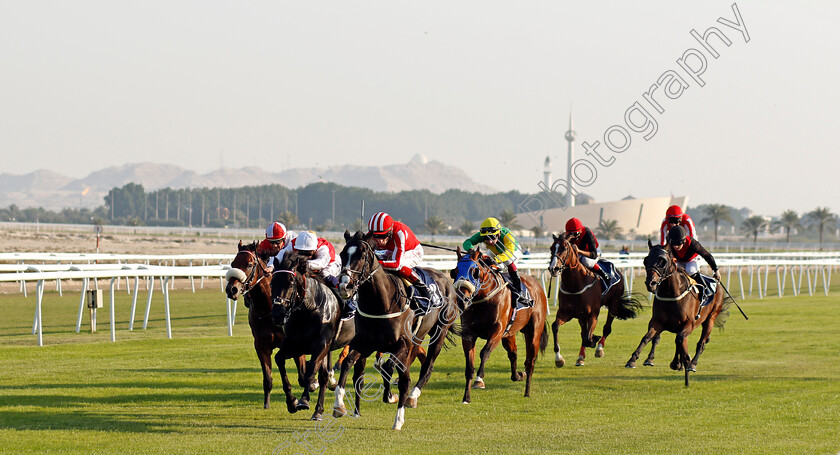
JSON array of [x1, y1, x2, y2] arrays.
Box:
[[344, 230, 351, 241], [552, 233, 558, 241], [647, 238, 653, 249], [456, 246, 462, 259], [238, 240, 243, 251], [449, 268, 457, 280]]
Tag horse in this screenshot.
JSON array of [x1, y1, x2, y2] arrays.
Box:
[[332, 231, 459, 430], [624, 240, 731, 387], [224, 241, 306, 409], [450, 248, 548, 404], [269, 252, 356, 421], [548, 234, 642, 367]]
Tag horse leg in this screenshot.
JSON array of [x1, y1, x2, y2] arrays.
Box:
[[352, 354, 368, 418], [521, 323, 538, 398], [392, 350, 412, 431], [297, 355, 318, 411], [676, 330, 692, 386], [625, 322, 661, 368], [551, 312, 572, 367], [643, 332, 661, 366], [333, 348, 364, 418], [377, 355, 399, 404], [596, 313, 614, 358], [576, 316, 597, 366], [501, 335, 524, 382], [689, 317, 715, 372], [310, 347, 330, 421], [295, 354, 307, 388], [334, 345, 350, 370], [326, 350, 337, 391], [415, 346, 428, 365], [275, 351, 299, 414], [406, 323, 450, 409], [255, 341, 273, 409], [474, 334, 502, 389], [462, 335, 477, 404]]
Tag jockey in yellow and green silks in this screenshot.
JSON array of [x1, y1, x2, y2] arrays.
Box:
[[463, 217, 530, 307]]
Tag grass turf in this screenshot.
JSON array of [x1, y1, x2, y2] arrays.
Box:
[[0, 278, 838, 454]]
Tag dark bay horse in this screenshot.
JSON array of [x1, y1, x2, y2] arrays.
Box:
[[224, 241, 306, 409], [332, 231, 458, 430], [625, 240, 731, 386], [451, 248, 548, 404], [548, 235, 642, 367], [270, 252, 356, 421]]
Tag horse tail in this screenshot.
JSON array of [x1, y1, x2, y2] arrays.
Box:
[[714, 293, 734, 330], [539, 322, 549, 356], [611, 292, 644, 320]]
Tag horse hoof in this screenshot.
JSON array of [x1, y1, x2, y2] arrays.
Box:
[[688, 365, 697, 372], [287, 399, 299, 414], [310, 412, 323, 421], [308, 382, 318, 393], [555, 359, 565, 368], [296, 400, 310, 411], [406, 397, 418, 408], [575, 357, 585, 367], [386, 392, 398, 404], [643, 360, 655, 367], [595, 346, 604, 358], [471, 378, 485, 389], [511, 372, 525, 382], [328, 379, 337, 391], [332, 406, 347, 418], [670, 361, 680, 371], [462, 400, 470, 405], [625, 361, 636, 369]]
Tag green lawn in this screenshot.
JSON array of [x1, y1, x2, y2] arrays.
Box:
[[0, 280, 838, 454]]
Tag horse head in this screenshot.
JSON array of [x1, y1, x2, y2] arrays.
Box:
[[548, 234, 578, 277], [225, 241, 268, 306], [338, 230, 377, 300], [643, 238, 674, 293], [451, 248, 496, 310], [270, 252, 309, 313]]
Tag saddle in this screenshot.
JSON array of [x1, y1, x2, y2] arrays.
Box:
[[596, 260, 622, 295], [395, 268, 444, 313], [500, 272, 533, 309], [691, 274, 718, 308]]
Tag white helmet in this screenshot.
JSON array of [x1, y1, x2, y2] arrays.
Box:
[[294, 231, 318, 252]]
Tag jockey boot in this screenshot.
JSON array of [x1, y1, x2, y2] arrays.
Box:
[[412, 281, 432, 312], [507, 268, 531, 308], [324, 276, 355, 320], [691, 273, 706, 320], [592, 265, 609, 283]]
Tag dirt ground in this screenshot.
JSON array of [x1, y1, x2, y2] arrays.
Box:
[[0, 230, 241, 255]]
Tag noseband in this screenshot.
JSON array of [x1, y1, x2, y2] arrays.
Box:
[[341, 240, 381, 288], [233, 250, 270, 297]]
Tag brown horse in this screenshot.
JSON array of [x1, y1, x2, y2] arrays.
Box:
[[625, 240, 731, 386], [548, 235, 642, 367], [332, 231, 459, 430], [451, 248, 548, 403], [224, 241, 306, 409]]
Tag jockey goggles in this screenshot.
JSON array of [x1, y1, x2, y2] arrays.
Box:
[[480, 227, 500, 236], [667, 216, 681, 224], [372, 231, 390, 239]]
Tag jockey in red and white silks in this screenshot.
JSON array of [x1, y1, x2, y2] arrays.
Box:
[[367, 212, 431, 301], [659, 205, 698, 246], [274, 231, 342, 285]]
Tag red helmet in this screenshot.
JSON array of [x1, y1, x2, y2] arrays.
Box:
[[665, 205, 684, 218], [265, 222, 287, 241], [368, 212, 394, 235], [565, 217, 584, 233]]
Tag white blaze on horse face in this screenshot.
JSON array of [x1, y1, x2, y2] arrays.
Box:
[[346, 246, 357, 264]]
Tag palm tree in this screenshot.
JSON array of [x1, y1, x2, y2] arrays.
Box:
[[595, 219, 623, 240], [741, 216, 767, 244], [458, 219, 476, 236], [425, 215, 447, 240], [804, 207, 838, 249], [771, 210, 800, 245], [699, 204, 733, 243], [530, 225, 544, 238], [277, 211, 300, 228], [497, 209, 523, 230]]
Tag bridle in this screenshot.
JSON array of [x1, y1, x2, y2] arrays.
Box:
[[645, 247, 696, 301], [455, 254, 506, 307], [233, 250, 270, 297], [548, 238, 574, 277], [340, 238, 381, 292]]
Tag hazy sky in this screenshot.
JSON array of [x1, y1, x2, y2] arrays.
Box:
[[1, 1, 838, 216]]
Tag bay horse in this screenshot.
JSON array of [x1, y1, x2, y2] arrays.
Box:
[[625, 240, 731, 386], [332, 231, 458, 430], [270, 252, 356, 421], [451, 248, 548, 404], [224, 241, 306, 409], [548, 234, 642, 367]]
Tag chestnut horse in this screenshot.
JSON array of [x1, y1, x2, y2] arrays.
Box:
[[451, 248, 548, 404], [332, 231, 458, 430], [270, 252, 355, 421], [625, 241, 731, 386], [224, 241, 306, 409], [548, 235, 642, 367]]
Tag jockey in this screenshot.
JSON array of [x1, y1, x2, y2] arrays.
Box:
[[257, 221, 297, 261], [563, 218, 609, 282], [367, 212, 432, 305], [462, 217, 531, 307], [667, 226, 721, 319], [660, 205, 697, 246], [275, 231, 342, 286]]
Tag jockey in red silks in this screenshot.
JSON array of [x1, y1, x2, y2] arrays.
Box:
[[274, 231, 342, 286], [659, 205, 697, 246], [367, 212, 432, 303], [257, 221, 297, 260], [564, 217, 609, 282]]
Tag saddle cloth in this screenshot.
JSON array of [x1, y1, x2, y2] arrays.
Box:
[[693, 274, 718, 308], [596, 260, 622, 295], [398, 268, 444, 312], [500, 273, 533, 309]]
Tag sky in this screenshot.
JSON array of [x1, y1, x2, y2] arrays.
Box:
[[1, 1, 838, 217]]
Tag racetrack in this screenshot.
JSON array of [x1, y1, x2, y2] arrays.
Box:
[[0, 283, 837, 454]]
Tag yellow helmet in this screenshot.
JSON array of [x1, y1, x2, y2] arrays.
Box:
[[479, 217, 501, 237]]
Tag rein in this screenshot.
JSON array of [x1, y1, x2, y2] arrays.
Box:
[[551, 239, 598, 296], [343, 239, 408, 319], [649, 253, 698, 303]]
